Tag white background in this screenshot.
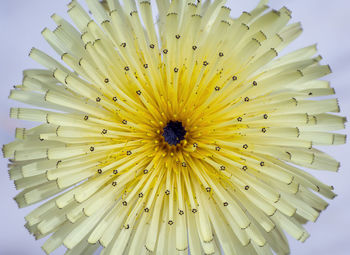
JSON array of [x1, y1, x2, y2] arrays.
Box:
[[0, 0, 349, 254]]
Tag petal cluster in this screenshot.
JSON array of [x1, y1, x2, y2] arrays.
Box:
[[4, 0, 346, 254]]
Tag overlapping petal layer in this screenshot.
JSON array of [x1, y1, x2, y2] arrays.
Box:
[[4, 0, 346, 254]]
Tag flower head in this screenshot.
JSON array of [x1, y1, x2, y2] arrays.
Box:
[[4, 0, 346, 254]]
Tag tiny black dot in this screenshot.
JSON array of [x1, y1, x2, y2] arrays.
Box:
[[182, 162, 187, 167], [220, 165, 225, 170], [192, 208, 197, 213], [127, 151, 132, 155], [102, 129, 107, 134], [206, 187, 211, 192], [223, 202, 228, 206], [90, 146, 95, 151], [237, 117, 242, 122], [215, 86, 220, 91], [112, 181, 117, 186], [122, 201, 127, 206], [143, 169, 149, 174], [84, 115, 89, 120], [97, 169, 102, 174], [203, 61, 209, 66], [215, 146, 221, 151], [122, 120, 127, 124], [308, 92, 313, 95], [124, 224, 129, 229], [243, 144, 248, 149], [193, 143, 198, 148], [219, 52, 224, 57], [244, 97, 249, 102], [179, 210, 184, 215], [113, 97, 117, 101], [136, 90, 141, 95], [144, 208, 149, 212], [163, 49, 168, 54], [242, 165, 248, 171], [175, 34, 181, 39], [262, 128, 267, 133], [168, 220, 174, 225], [124, 66, 129, 71], [174, 67, 179, 73], [104, 78, 109, 83], [96, 97, 101, 102], [143, 64, 148, 69], [263, 114, 268, 119], [245, 185, 250, 190], [138, 193, 143, 198], [113, 169, 118, 174], [165, 190, 170, 195], [260, 162, 265, 166], [120, 42, 126, 47], [192, 45, 197, 50], [232, 76, 238, 81], [149, 44, 155, 49]]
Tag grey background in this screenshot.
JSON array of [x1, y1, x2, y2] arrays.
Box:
[[0, 0, 349, 254]]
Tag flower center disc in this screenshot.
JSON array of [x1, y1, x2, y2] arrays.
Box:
[[162, 121, 186, 146]]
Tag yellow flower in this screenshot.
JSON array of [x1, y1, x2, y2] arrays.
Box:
[[3, 0, 346, 254]]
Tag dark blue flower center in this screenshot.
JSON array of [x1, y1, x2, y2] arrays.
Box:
[[162, 121, 186, 146]]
